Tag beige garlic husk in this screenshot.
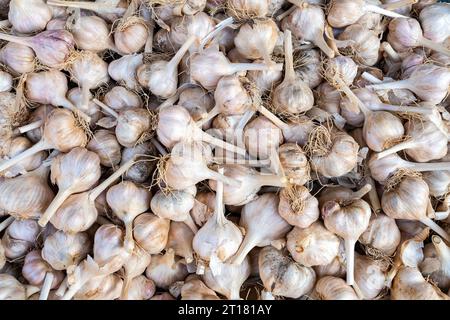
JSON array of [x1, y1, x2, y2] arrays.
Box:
[[133, 213, 170, 254], [419, 236, 450, 291], [107, 181, 151, 253], [74, 274, 123, 300], [391, 266, 449, 300], [22, 250, 64, 300], [209, 164, 286, 206], [278, 185, 319, 228], [42, 231, 91, 271], [190, 46, 278, 90], [281, 116, 315, 146], [114, 7, 149, 55], [190, 192, 215, 227], [286, 221, 340, 267], [123, 275, 156, 300], [0, 274, 40, 300], [113, 108, 153, 148], [9, 0, 52, 33], [234, 18, 279, 63], [354, 253, 388, 299], [68, 15, 115, 52], [230, 193, 291, 265], [181, 277, 220, 300], [419, 3, 450, 43], [103, 86, 143, 112], [137, 36, 196, 99], [39, 147, 101, 227], [0, 71, 12, 92], [120, 142, 156, 183], [327, 0, 406, 28], [151, 188, 197, 233], [337, 24, 381, 66], [146, 249, 189, 290], [203, 256, 251, 300], [244, 115, 284, 159], [67, 88, 101, 126], [108, 54, 143, 91], [178, 87, 214, 123], [87, 130, 121, 168], [2, 219, 40, 260], [121, 245, 152, 300], [313, 276, 360, 300], [314, 254, 347, 279], [381, 173, 450, 242], [0, 165, 54, 220], [169, 12, 214, 50], [193, 172, 243, 275], [359, 213, 401, 256], [259, 245, 316, 299], [0, 42, 36, 75], [227, 0, 269, 17], [281, 2, 334, 58], [271, 30, 314, 115], [278, 143, 310, 186], [322, 198, 372, 285], [167, 221, 195, 264], [2, 136, 46, 178], [306, 125, 360, 178]]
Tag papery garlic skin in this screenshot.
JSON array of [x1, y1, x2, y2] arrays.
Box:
[[9, 0, 52, 34], [181, 278, 220, 300], [0, 274, 38, 300], [359, 213, 401, 256], [2, 219, 41, 260], [104, 86, 143, 112], [87, 130, 122, 168], [74, 273, 123, 300], [286, 221, 340, 267], [125, 275, 156, 300], [278, 186, 318, 228], [145, 249, 189, 290], [354, 254, 387, 299], [0, 43, 36, 75], [419, 3, 450, 43], [314, 276, 360, 300], [22, 250, 64, 289], [134, 213, 170, 254], [120, 142, 156, 183], [259, 246, 316, 298]]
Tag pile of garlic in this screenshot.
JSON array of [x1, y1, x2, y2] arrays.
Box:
[[0, 0, 450, 301]]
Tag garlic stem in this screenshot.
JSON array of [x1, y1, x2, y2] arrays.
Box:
[[200, 17, 234, 51], [375, 139, 417, 160], [206, 167, 241, 188], [0, 140, 48, 173], [375, 103, 433, 115], [381, 0, 418, 11], [364, 4, 408, 19], [25, 285, 41, 299], [313, 33, 335, 59], [257, 174, 287, 188], [150, 138, 168, 156], [367, 177, 381, 213], [88, 156, 137, 201], [283, 30, 296, 83], [409, 161, 450, 172], [144, 21, 155, 54], [212, 157, 271, 167], [432, 235, 450, 264], [46, 0, 126, 14], [367, 79, 411, 91], [93, 98, 119, 118], [197, 128, 248, 156], [419, 37, 450, 57], [167, 35, 196, 72], [120, 275, 131, 300], [381, 42, 402, 62], [55, 277, 68, 297], [0, 216, 14, 233], [361, 72, 383, 84], [229, 62, 280, 75], [196, 105, 220, 127], [124, 220, 135, 253], [39, 273, 54, 300], [230, 234, 258, 265], [39, 188, 74, 227], [345, 238, 356, 285], [17, 120, 44, 134], [276, 5, 296, 21], [337, 77, 371, 116], [352, 184, 372, 200], [256, 105, 289, 130], [419, 218, 450, 242], [0, 32, 30, 47]]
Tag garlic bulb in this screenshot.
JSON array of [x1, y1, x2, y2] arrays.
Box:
[[227, 0, 269, 18], [93, 224, 130, 273], [169, 12, 214, 50], [282, 3, 334, 58], [337, 24, 381, 66], [0, 43, 36, 75], [133, 213, 170, 254], [70, 15, 115, 52], [314, 276, 360, 300], [354, 253, 387, 299], [42, 231, 91, 270], [74, 273, 123, 300], [151, 189, 197, 233], [419, 3, 450, 43], [114, 12, 148, 55], [281, 116, 315, 146], [125, 275, 156, 300], [391, 266, 449, 300], [314, 255, 347, 279], [278, 143, 310, 186], [0, 274, 39, 300], [306, 125, 360, 178], [322, 198, 372, 285], [181, 278, 220, 300], [259, 245, 316, 298], [9, 0, 52, 34], [286, 221, 340, 267], [190, 192, 215, 227], [271, 30, 314, 115], [178, 87, 214, 123], [67, 88, 101, 126], [108, 54, 143, 90], [2, 219, 40, 260], [359, 213, 401, 256], [244, 115, 284, 159], [104, 86, 143, 112], [278, 185, 318, 228], [39, 147, 101, 227], [230, 193, 291, 265], [145, 249, 189, 290], [87, 130, 121, 168], [166, 221, 195, 264], [203, 257, 251, 300], [120, 142, 156, 183], [107, 181, 151, 252], [419, 236, 450, 291], [193, 171, 243, 274]]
